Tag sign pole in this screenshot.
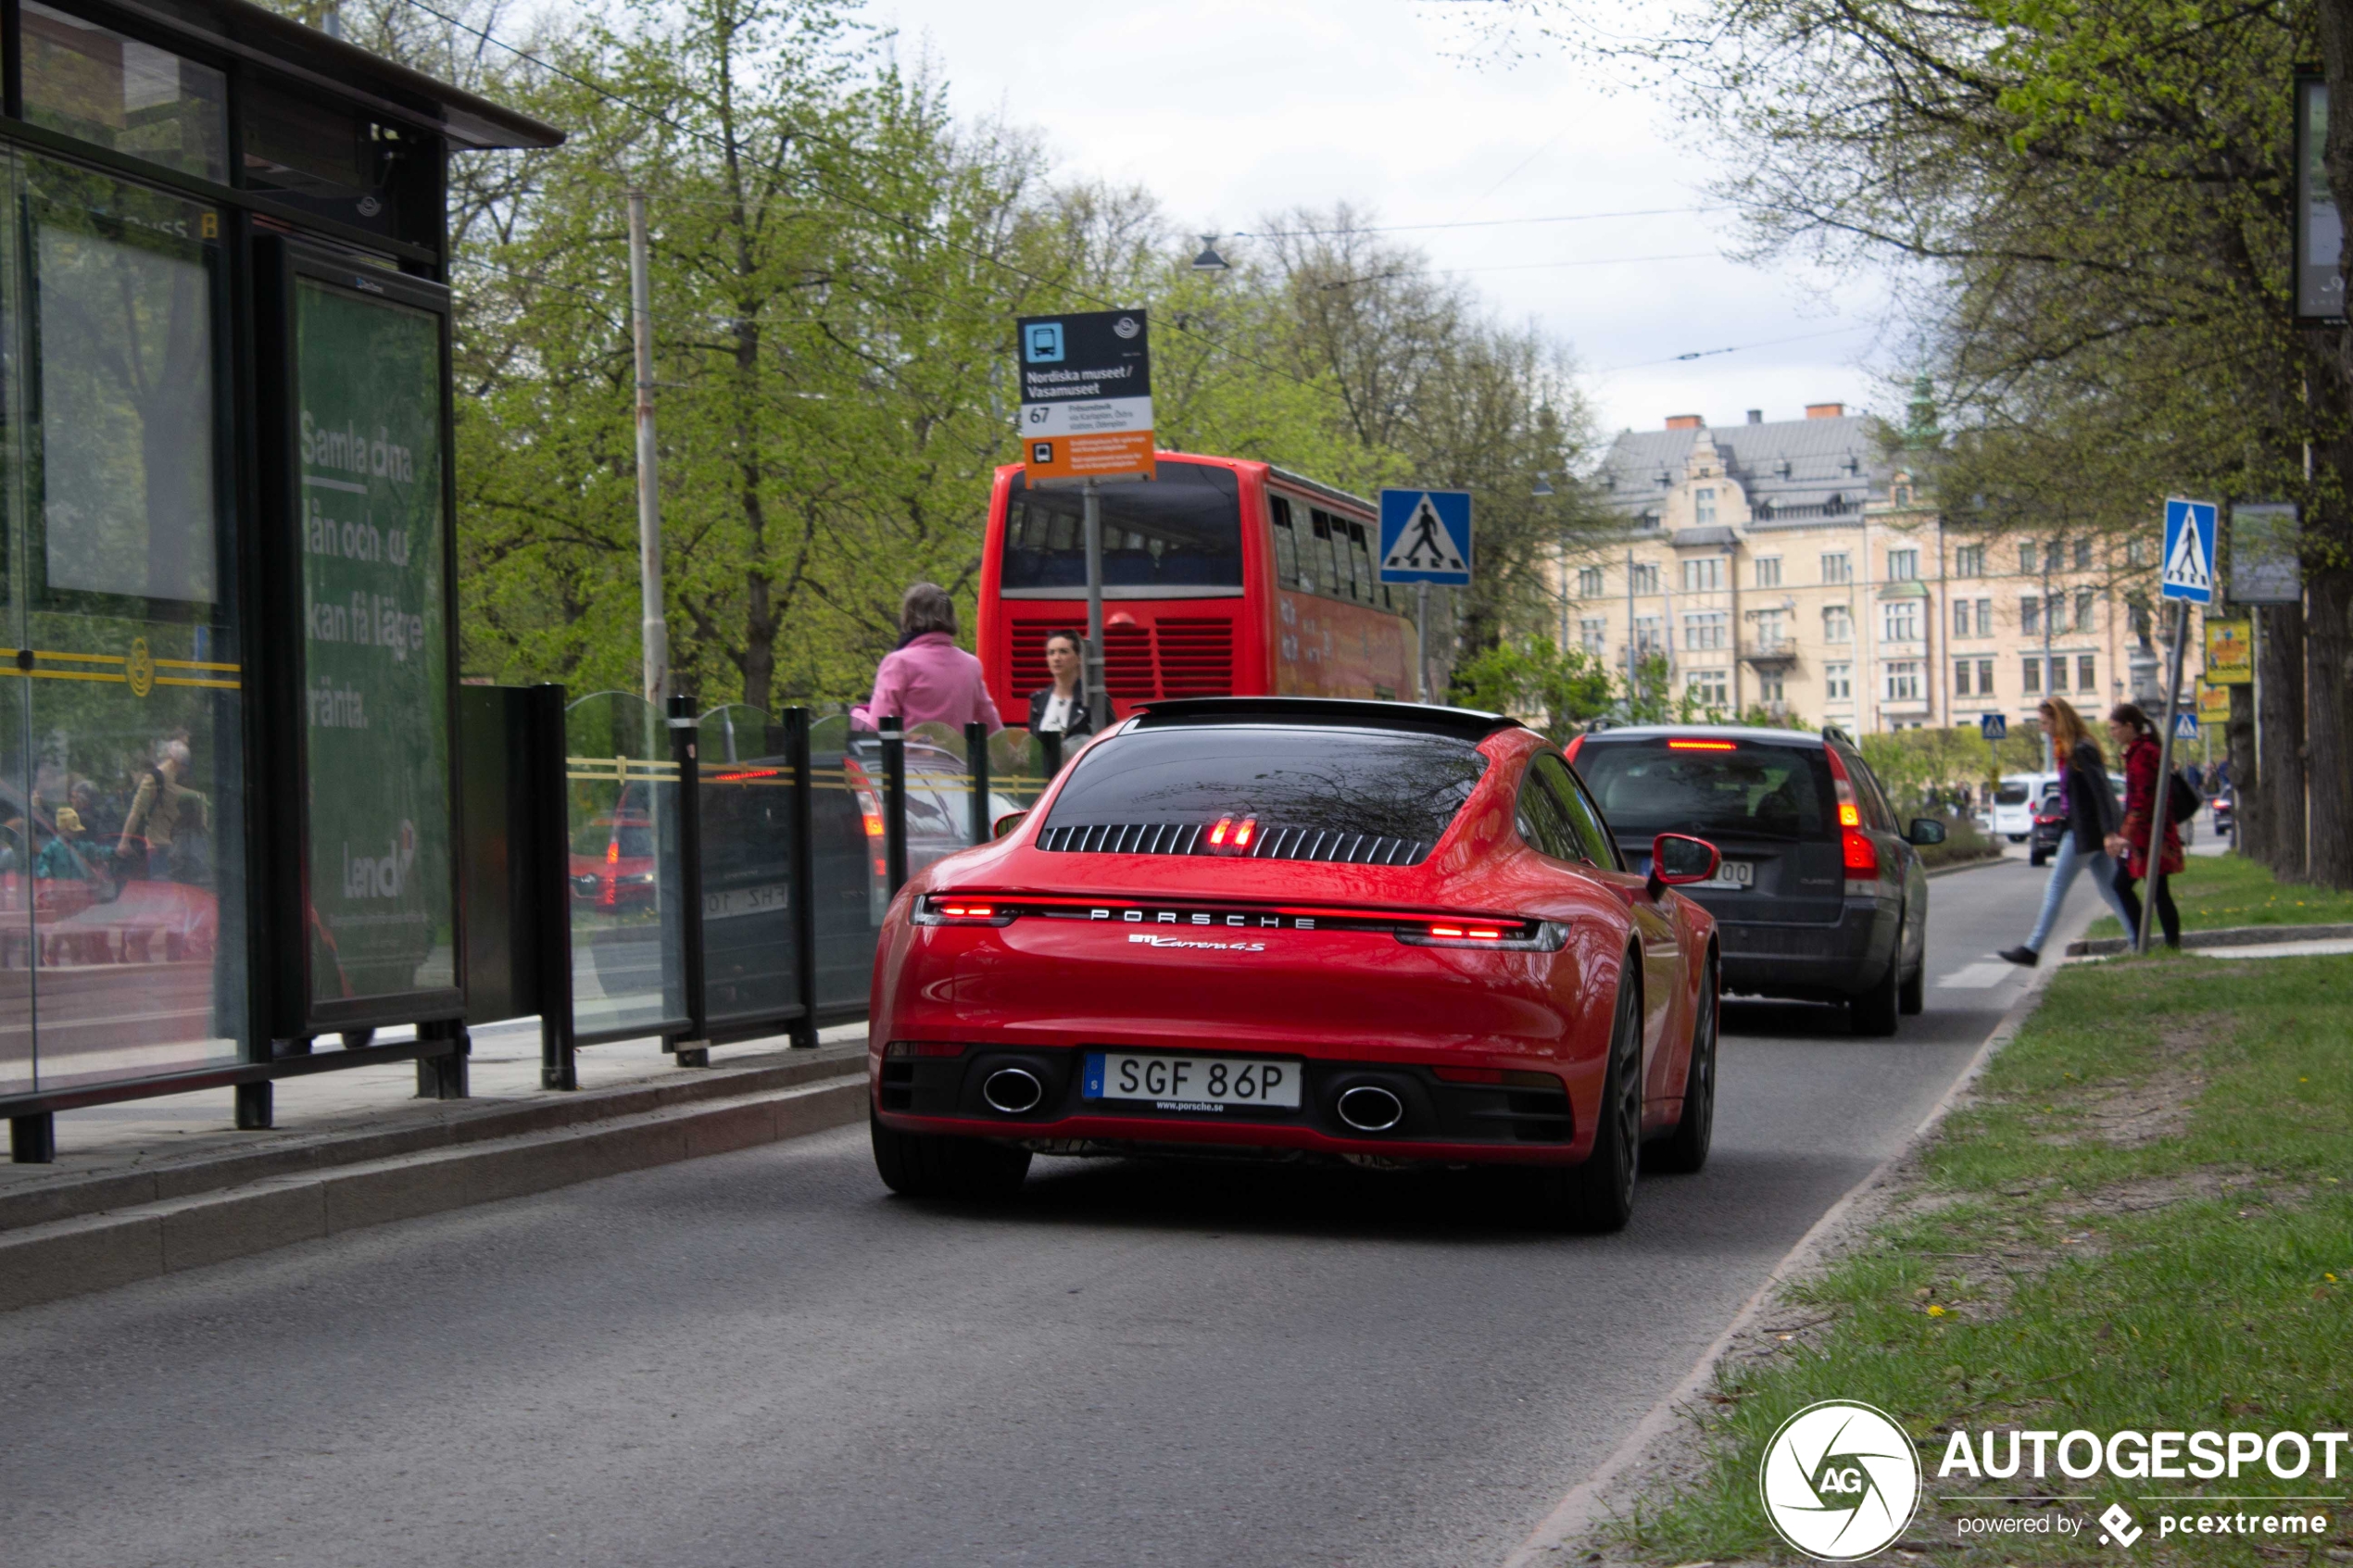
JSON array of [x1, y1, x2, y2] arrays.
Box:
[[2140, 598, 2190, 953], [627, 189, 669, 709], [1083, 477, 1109, 732], [1416, 582, 1430, 703]]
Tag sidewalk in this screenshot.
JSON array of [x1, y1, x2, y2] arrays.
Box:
[[2, 1018, 870, 1311]]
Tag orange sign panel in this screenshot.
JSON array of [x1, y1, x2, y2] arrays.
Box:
[[1023, 431, 1156, 483]]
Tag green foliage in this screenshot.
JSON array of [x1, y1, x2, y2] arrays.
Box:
[[1449, 637, 1614, 742]]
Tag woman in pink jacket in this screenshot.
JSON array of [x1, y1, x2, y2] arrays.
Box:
[[851, 583, 1003, 735]]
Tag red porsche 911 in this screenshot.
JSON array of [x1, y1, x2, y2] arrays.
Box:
[[866, 698, 1723, 1231]]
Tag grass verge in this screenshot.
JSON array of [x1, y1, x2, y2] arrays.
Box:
[[2084, 851, 2353, 940], [1607, 952, 2353, 1564]]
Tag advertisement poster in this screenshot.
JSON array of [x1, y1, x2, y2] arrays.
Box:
[[2204, 619, 2254, 684], [296, 277, 454, 1005]]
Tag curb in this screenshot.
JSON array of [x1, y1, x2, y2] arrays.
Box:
[[0, 1072, 867, 1313], [2065, 921, 2353, 957], [1925, 853, 2007, 879], [1501, 947, 2073, 1568]]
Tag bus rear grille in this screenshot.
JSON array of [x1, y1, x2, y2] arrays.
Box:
[[1012, 618, 1236, 705], [1036, 822, 1427, 864]]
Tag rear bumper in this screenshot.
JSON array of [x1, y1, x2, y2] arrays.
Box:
[[872, 1045, 1592, 1167], [1716, 904, 1894, 998]]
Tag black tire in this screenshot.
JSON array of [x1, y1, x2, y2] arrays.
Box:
[[1850, 950, 1901, 1036], [1899, 958, 1925, 1015], [1650, 952, 1718, 1174], [870, 1110, 1032, 1198], [1529, 960, 1642, 1232]]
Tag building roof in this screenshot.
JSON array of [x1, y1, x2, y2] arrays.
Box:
[[1597, 413, 1894, 523]]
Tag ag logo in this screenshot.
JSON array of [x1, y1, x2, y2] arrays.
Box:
[[125, 637, 155, 698], [1758, 1399, 1920, 1561]]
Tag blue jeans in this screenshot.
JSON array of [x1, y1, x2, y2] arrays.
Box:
[[2025, 833, 2136, 954]]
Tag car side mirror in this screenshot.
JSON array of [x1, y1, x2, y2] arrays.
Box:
[[1907, 817, 1946, 846], [1649, 833, 1719, 890], [991, 810, 1029, 841]]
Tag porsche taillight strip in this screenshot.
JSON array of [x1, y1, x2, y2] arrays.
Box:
[[914, 893, 1561, 947]]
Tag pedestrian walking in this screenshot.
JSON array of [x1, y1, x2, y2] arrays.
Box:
[[851, 583, 1003, 736], [2106, 703, 2183, 950], [1025, 629, 1094, 743], [1998, 697, 2135, 967]]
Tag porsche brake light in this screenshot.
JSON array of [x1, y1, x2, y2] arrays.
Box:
[[913, 896, 1015, 926], [1397, 919, 1563, 951], [1209, 817, 1232, 846], [1428, 924, 1504, 940], [1233, 817, 1256, 848], [1206, 816, 1257, 854]]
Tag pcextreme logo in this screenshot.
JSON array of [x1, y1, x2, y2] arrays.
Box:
[[1758, 1400, 1923, 1561]]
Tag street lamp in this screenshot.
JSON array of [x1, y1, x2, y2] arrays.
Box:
[[1531, 471, 1555, 497], [1190, 235, 1230, 272]]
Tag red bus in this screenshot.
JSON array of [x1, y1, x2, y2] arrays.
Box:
[[977, 451, 1417, 723]]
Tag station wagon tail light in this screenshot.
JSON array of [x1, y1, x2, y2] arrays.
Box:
[[1822, 745, 1879, 879], [914, 897, 1016, 926], [1397, 918, 1565, 951], [1563, 734, 1586, 767], [1838, 802, 1860, 827], [1842, 831, 1879, 876], [1667, 738, 1737, 751]]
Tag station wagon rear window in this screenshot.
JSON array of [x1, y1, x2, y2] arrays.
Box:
[[1574, 739, 1834, 844], [1039, 725, 1488, 863]]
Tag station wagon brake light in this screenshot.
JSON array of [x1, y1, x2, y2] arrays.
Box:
[[1667, 739, 1737, 751]]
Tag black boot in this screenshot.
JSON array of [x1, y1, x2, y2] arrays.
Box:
[[1997, 945, 2039, 967]]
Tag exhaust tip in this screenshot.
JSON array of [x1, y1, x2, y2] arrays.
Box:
[[1336, 1084, 1405, 1134], [981, 1066, 1046, 1115]]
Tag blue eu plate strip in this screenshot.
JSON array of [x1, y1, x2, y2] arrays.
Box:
[[1082, 1052, 1105, 1099]]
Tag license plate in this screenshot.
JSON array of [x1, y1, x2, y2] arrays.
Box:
[[704, 883, 789, 920], [1694, 860, 1754, 890], [1083, 1051, 1302, 1110]]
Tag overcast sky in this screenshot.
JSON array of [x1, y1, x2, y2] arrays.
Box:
[[873, 0, 1901, 452]]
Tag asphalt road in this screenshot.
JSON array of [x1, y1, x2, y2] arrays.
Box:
[[1, 855, 2098, 1568]]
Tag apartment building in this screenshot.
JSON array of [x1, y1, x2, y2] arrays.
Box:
[[1555, 404, 2187, 732]]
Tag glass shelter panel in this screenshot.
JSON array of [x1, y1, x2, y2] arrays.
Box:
[[5, 153, 245, 1091], [696, 703, 797, 1029], [20, 1, 230, 183], [295, 275, 453, 1009], [809, 715, 882, 1011], [564, 692, 684, 1038]]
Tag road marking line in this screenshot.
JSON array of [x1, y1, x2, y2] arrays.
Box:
[[1937, 961, 2015, 989], [1499, 914, 2085, 1568]]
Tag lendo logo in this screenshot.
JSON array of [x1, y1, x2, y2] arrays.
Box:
[[1758, 1399, 1922, 1560]]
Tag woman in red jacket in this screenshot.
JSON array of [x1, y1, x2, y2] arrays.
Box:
[[2105, 703, 2183, 949]]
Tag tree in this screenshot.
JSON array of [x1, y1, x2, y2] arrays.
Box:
[[1452, 638, 1615, 741]]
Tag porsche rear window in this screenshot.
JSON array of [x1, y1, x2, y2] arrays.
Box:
[[1572, 739, 1833, 843], [1040, 725, 1488, 861]]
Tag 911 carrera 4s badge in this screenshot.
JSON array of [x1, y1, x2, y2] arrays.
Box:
[[1126, 933, 1268, 952]]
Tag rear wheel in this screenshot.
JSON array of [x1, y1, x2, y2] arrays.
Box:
[[870, 1110, 1032, 1198], [1651, 954, 1717, 1174], [1529, 963, 1642, 1232], [1850, 950, 1901, 1037], [1899, 959, 1925, 1015]]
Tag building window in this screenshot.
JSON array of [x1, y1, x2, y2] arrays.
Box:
[[2023, 657, 2042, 695], [1882, 600, 1920, 642], [1631, 562, 1659, 595], [1978, 659, 1994, 694], [1755, 556, 1781, 587], [1977, 597, 1992, 635], [2019, 543, 2037, 574], [1754, 609, 1787, 651], [1955, 659, 1972, 696], [1953, 598, 1973, 637], [1687, 669, 1729, 708], [1893, 483, 1912, 506], [2078, 654, 2096, 690], [1577, 566, 1604, 597], [1759, 670, 1785, 704], [1822, 551, 1851, 584], [2075, 589, 2095, 632], [2046, 594, 2069, 634], [1825, 663, 1853, 701], [2050, 656, 2070, 692], [2128, 538, 2152, 567], [1682, 557, 1723, 592], [1695, 486, 1717, 524], [1579, 617, 1607, 657], [1885, 662, 1921, 702], [1633, 615, 1663, 655], [1683, 610, 1728, 650], [1888, 547, 1919, 581], [2021, 596, 2041, 635], [1825, 604, 1852, 643], [2075, 538, 2093, 570], [1955, 544, 1984, 577]]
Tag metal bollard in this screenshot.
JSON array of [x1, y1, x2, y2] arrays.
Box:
[[966, 721, 990, 844], [881, 714, 909, 894]]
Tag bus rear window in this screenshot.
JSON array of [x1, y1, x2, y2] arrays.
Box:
[[1001, 461, 1241, 592]]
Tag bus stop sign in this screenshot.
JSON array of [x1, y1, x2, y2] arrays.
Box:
[[1378, 489, 1472, 585], [1980, 713, 2007, 741]]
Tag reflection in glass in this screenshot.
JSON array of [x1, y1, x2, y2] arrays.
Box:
[[698, 704, 797, 1026], [809, 715, 882, 1010], [21, 1, 230, 183], [2, 153, 244, 1091], [564, 692, 683, 1036]]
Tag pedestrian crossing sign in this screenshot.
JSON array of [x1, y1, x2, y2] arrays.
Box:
[[2160, 497, 2217, 604], [2173, 711, 2199, 740], [1378, 489, 1473, 585]]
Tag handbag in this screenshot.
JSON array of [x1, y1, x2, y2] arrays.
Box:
[[2165, 770, 2199, 825]]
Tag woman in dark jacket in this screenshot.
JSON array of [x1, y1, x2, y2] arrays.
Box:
[[2105, 703, 2183, 948], [1026, 629, 1095, 743], [2000, 697, 2136, 966]]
